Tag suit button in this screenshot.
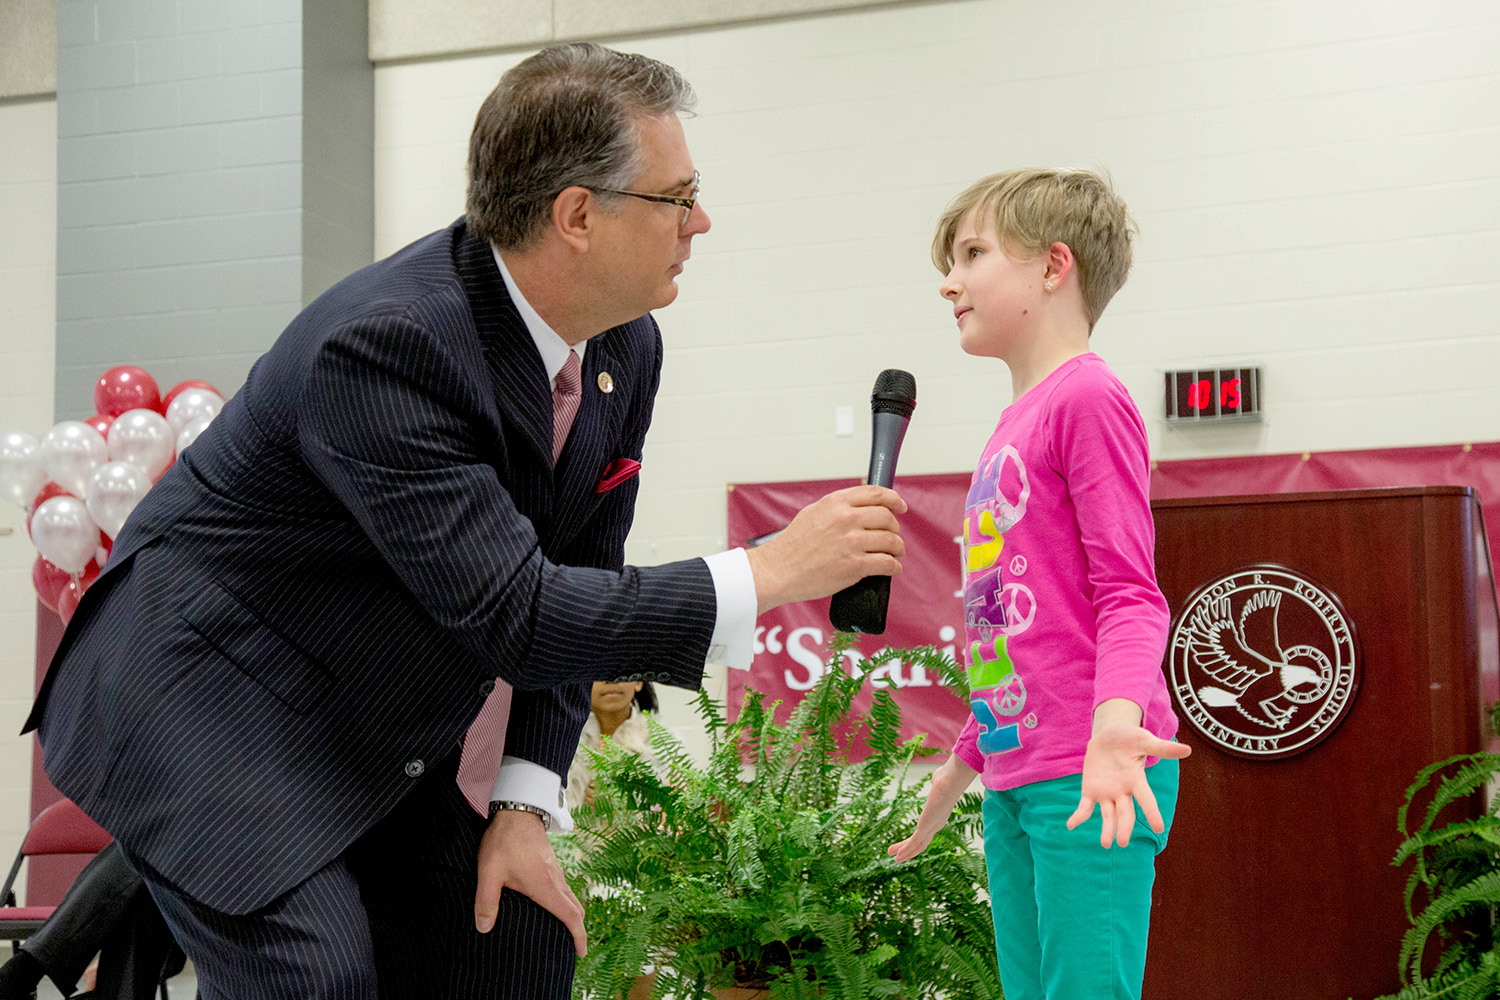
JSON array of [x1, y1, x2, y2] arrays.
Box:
[[479, 680, 495, 696], [405, 759, 425, 778]]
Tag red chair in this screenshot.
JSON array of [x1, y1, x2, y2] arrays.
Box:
[[0, 798, 112, 948]]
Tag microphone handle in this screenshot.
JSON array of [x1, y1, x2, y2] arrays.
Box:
[[829, 412, 910, 634], [864, 411, 910, 488], [830, 574, 890, 635]]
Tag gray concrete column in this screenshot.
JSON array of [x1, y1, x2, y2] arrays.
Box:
[[53, 0, 373, 417]]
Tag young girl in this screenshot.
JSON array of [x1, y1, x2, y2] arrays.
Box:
[[889, 168, 1190, 1000], [566, 680, 658, 810]]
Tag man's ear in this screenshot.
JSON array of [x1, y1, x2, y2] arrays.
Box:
[[1044, 241, 1076, 287], [550, 186, 594, 252]]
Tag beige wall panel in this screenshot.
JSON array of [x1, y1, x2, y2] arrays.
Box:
[[0, 0, 58, 98], [553, 0, 904, 41], [369, 0, 907, 62], [369, 0, 550, 62]]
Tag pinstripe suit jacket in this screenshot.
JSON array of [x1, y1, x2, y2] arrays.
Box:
[[27, 220, 718, 915]]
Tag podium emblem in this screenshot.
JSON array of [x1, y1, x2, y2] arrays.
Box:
[[1168, 565, 1359, 759]]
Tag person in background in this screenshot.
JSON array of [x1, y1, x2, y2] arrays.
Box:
[[0, 842, 181, 1000], [566, 680, 657, 811], [888, 168, 1190, 1000]]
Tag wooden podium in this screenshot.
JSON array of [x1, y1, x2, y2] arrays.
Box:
[[1144, 487, 1500, 1000]]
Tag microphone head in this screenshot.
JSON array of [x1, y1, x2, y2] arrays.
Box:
[[871, 369, 916, 419]]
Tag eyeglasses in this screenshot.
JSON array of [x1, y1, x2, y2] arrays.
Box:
[[589, 171, 700, 227]]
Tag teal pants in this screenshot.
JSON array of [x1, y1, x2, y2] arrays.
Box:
[[981, 759, 1179, 1000]]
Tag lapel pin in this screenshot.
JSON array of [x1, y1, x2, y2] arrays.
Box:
[[597, 372, 614, 394]]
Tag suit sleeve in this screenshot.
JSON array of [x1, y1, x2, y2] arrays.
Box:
[[502, 324, 667, 778], [296, 314, 716, 695]]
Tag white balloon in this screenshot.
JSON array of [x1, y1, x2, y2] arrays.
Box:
[[165, 388, 223, 437], [0, 430, 46, 509], [31, 495, 99, 575], [108, 409, 174, 481], [176, 415, 213, 456], [85, 460, 150, 540], [41, 421, 109, 498]]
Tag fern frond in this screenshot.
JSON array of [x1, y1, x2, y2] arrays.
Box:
[[1401, 871, 1500, 985]]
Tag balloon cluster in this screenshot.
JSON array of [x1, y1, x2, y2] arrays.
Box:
[[0, 366, 223, 624]]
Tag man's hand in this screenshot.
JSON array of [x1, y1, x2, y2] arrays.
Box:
[[1066, 699, 1190, 849], [474, 808, 587, 956], [746, 485, 907, 615]]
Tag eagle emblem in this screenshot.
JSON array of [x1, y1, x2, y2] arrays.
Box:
[[1169, 566, 1359, 759]]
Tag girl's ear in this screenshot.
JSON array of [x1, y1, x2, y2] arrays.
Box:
[[1044, 241, 1076, 288]]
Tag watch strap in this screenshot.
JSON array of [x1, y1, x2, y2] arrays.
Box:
[[489, 799, 551, 830]]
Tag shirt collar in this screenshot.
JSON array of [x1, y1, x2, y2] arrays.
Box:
[[491, 244, 585, 387]]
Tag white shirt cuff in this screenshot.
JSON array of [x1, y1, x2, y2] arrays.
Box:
[[491, 757, 574, 833], [703, 548, 756, 670]]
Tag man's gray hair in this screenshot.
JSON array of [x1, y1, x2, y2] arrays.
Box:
[[466, 43, 697, 250]]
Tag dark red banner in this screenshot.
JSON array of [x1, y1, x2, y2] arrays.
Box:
[[726, 442, 1500, 749], [726, 474, 972, 756]]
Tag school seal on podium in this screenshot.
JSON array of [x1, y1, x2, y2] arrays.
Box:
[[1168, 564, 1360, 760]]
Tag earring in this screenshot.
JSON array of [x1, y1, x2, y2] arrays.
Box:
[[1043, 279, 1054, 292]]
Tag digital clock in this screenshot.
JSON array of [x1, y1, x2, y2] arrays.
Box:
[[1164, 366, 1262, 424]]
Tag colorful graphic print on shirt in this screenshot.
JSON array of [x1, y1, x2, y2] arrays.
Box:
[[962, 444, 1038, 758]]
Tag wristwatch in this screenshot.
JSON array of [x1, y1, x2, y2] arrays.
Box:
[[489, 799, 552, 830]]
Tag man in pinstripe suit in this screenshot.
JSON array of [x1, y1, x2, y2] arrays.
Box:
[[26, 43, 905, 999]]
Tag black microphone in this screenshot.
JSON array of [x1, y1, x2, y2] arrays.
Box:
[[829, 369, 916, 634]]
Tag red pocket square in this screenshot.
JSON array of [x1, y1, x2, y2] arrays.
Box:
[[595, 458, 642, 494]]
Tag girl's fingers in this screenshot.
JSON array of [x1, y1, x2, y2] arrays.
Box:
[[1114, 794, 1135, 847], [1135, 779, 1166, 834], [1066, 797, 1094, 831]]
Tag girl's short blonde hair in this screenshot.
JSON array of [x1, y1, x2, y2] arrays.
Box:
[[933, 168, 1137, 330]]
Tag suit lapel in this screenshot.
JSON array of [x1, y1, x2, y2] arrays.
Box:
[[454, 229, 555, 474]]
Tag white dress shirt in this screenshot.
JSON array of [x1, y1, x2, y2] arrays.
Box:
[[487, 246, 756, 829]]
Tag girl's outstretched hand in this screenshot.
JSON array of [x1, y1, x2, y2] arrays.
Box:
[[889, 753, 979, 862], [1066, 699, 1190, 849]]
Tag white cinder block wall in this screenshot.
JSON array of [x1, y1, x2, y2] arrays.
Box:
[[375, 0, 1500, 746], [0, 96, 58, 897]]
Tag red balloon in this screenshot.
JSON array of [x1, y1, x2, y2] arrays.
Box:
[[32, 557, 69, 613], [28, 481, 74, 540], [94, 365, 162, 418], [58, 577, 85, 625], [83, 413, 114, 437], [38, 559, 98, 619], [163, 380, 221, 410]]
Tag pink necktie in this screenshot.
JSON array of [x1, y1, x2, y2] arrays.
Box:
[[456, 352, 584, 815]]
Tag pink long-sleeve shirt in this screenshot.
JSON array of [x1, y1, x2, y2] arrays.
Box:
[[953, 353, 1177, 790]]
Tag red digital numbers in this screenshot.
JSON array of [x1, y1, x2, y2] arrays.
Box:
[[1187, 380, 1213, 410], [1186, 377, 1242, 411]]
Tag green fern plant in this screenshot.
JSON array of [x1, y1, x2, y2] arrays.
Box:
[[1377, 702, 1500, 1000], [561, 633, 1000, 1000]]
